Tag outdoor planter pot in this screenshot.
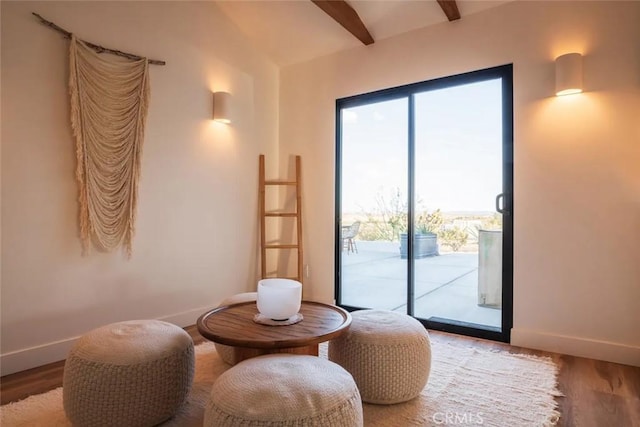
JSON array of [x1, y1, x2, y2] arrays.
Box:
[[400, 233, 439, 259]]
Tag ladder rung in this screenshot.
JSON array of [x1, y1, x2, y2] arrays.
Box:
[[265, 181, 297, 186], [265, 244, 299, 249], [265, 213, 298, 217]]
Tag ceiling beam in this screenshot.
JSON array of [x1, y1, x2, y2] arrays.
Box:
[[311, 0, 374, 46], [437, 0, 461, 21]]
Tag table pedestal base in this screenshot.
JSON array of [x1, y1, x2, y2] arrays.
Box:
[[232, 344, 319, 364]]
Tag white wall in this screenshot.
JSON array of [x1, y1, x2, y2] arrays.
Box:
[[280, 1, 640, 366], [1, 1, 279, 374]]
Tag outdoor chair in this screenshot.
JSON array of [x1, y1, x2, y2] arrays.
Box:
[[341, 221, 361, 254]]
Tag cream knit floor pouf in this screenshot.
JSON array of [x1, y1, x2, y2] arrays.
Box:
[[214, 292, 258, 365], [63, 320, 195, 427], [204, 354, 363, 426], [329, 309, 431, 404]]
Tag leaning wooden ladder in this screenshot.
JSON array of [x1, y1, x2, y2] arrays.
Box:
[[259, 154, 303, 283]]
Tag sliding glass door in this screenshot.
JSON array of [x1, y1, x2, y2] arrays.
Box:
[[335, 65, 513, 342]]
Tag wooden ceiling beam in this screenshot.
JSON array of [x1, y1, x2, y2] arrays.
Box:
[[311, 0, 374, 46], [437, 0, 461, 22]]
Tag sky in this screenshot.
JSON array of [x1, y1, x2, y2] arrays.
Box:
[[341, 78, 503, 214]]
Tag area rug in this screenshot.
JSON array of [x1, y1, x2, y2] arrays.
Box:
[[1, 340, 561, 426]]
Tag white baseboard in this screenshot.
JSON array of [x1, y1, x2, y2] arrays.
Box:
[[1, 336, 79, 377], [511, 328, 640, 367], [0, 306, 214, 376], [160, 305, 215, 328]]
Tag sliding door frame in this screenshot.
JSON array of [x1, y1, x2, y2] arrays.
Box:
[[334, 64, 514, 343]]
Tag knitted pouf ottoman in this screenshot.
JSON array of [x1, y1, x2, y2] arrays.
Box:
[[329, 309, 431, 404], [63, 320, 195, 427], [204, 354, 363, 426], [214, 292, 258, 365]]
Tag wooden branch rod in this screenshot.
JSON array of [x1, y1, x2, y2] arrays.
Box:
[[32, 12, 166, 66]]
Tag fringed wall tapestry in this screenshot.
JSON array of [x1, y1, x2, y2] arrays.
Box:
[[69, 34, 150, 256], [32, 12, 166, 257]]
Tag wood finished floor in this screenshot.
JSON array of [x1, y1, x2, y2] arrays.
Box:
[[1, 326, 638, 426]]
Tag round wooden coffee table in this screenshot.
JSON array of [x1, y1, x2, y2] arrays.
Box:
[[197, 301, 351, 364]]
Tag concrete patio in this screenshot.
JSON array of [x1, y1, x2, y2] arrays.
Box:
[[340, 240, 501, 328]]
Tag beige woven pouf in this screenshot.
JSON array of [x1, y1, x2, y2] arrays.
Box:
[[63, 320, 195, 427], [329, 309, 431, 404], [214, 292, 258, 365], [204, 354, 364, 426]]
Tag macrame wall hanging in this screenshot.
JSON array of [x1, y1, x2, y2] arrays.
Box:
[[70, 35, 149, 257], [33, 13, 165, 257]]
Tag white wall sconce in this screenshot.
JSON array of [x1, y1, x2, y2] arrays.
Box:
[[555, 53, 583, 96], [213, 91, 232, 124]]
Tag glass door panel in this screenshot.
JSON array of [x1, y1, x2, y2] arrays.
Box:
[[413, 79, 504, 330], [339, 98, 408, 310]]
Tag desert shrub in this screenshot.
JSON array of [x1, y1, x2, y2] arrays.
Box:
[[481, 214, 502, 230], [354, 188, 460, 243], [358, 219, 393, 241], [356, 188, 406, 241], [440, 226, 468, 252], [416, 209, 444, 234]]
